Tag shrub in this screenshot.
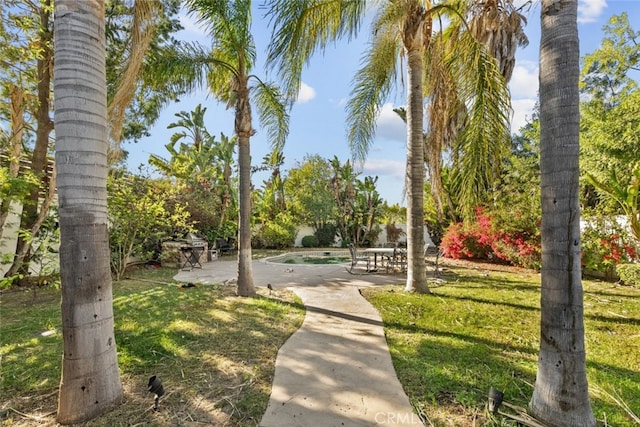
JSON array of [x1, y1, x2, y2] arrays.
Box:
[[314, 224, 336, 247], [581, 218, 637, 276], [108, 174, 192, 280], [616, 263, 640, 287], [255, 213, 297, 249], [440, 207, 541, 269], [301, 235, 319, 248]]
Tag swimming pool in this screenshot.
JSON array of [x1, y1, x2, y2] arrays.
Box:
[[264, 251, 351, 265]]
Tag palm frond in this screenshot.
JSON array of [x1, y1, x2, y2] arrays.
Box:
[[186, 0, 256, 71], [447, 30, 512, 218], [107, 0, 158, 158], [146, 41, 212, 95], [251, 77, 290, 152], [466, 0, 528, 81], [346, 19, 401, 162], [264, 0, 367, 102]]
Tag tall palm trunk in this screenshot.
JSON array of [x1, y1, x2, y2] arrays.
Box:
[[404, 46, 428, 293], [529, 1, 595, 425], [403, 2, 429, 294], [54, 0, 123, 423], [235, 83, 255, 296]]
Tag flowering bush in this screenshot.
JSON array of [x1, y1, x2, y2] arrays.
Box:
[[581, 218, 638, 276], [440, 207, 541, 269], [616, 263, 640, 287]]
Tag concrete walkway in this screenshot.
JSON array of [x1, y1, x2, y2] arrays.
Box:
[[175, 256, 425, 427]]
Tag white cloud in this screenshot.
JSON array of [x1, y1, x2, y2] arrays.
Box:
[[510, 98, 537, 133], [509, 62, 538, 99], [578, 0, 607, 24], [361, 158, 405, 180], [375, 103, 406, 142], [296, 82, 316, 104], [329, 97, 348, 107], [508, 61, 538, 132], [178, 12, 208, 37]]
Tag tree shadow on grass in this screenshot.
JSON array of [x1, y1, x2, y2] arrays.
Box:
[[0, 282, 305, 426]]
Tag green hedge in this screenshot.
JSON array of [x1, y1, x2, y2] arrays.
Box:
[[301, 235, 319, 248], [616, 263, 640, 287]]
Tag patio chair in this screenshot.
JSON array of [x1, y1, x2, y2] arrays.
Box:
[[424, 243, 443, 276], [215, 238, 236, 256], [348, 243, 371, 273], [386, 247, 407, 274]]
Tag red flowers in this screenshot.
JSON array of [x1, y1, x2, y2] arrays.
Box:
[[440, 208, 541, 269]]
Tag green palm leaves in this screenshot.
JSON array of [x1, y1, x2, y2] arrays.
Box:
[[588, 163, 640, 241]]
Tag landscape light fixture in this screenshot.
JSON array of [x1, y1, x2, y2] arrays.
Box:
[[148, 375, 165, 411], [487, 387, 504, 414]]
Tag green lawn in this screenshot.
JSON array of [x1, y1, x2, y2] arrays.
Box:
[[362, 262, 640, 426], [1, 261, 638, 426], [0, 266, 304, 426]]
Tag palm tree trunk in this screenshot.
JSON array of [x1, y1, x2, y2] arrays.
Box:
[[529, 1, 595, 425], [404, 45, 429, 294], [235, 86, 255, 296], [54, 0, 123, 423]]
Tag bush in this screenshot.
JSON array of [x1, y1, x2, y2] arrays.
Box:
[[581, 217, 637, 276], [314, 224, 336, 247], [440, 207, 541, 269], [616, 263, 640, 287], [301, 235, 319, 248], [254, 213, 297, 249]]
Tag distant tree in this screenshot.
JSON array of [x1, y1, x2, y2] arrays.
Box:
[[529, 1, 596, 425], [354, 176, 384, 246], [107, 172, 192, 280], [149, 105, 238, 241], [382, 203, 407, 244], [253, 151, 296, 249], [156, 0, 291, 296], [284, 154, 335, 236], [54, 0, 123, 422], [265, 0, 512, 293], [1, 0, 55, 281], [329, 157, 359, 245], [580, 13, 640, 210], [587, 163, 640, 243]]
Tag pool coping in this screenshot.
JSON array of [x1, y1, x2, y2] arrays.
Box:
[[262, 250, 351, 266]]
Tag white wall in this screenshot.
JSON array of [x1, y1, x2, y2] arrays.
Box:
[[294, 224, 435, 247], [0, 201, 22, 276]]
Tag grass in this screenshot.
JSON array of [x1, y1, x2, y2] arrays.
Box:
[[1, 258, 638, 426], [0, 265, 305, 426], [361, 261, 640, 426]]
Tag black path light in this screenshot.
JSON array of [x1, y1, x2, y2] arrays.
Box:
[[487, 387, 504, 414], [148, 375, 165, 411]]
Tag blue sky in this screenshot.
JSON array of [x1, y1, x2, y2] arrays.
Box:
[[125, 0, 640, 206]]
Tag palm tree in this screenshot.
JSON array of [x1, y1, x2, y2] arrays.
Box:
[[265, 0, 511, 293], [529, 0, 596, 425], [53, 0, 123, 423], [425, 0, 528, 221], [175, 0, 289, 296], [149, 105, 238, 239]]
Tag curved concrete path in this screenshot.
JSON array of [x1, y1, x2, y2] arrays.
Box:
[[175, 257, 425, 427]]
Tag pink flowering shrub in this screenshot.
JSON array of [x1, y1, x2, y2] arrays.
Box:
[[440, 207, 541, 269], [581, 219, 638, 276]]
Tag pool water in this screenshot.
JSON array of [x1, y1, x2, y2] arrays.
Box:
[[266, 252, 350, 265]]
